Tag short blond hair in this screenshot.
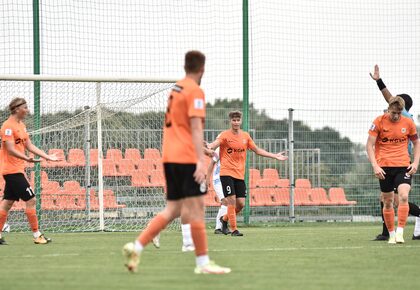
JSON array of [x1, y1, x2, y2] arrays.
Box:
[[388, 96, 405, 111], [228, 110, 242, 119], [9, 97, 27, 114]]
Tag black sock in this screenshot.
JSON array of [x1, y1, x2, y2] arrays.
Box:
[[380, 202, 389, 236], [408, 202, 420, 217]]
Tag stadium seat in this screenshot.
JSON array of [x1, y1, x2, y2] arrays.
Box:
[[249, 168, 261, 189], [41, 194, 60, 210], [309, 188, 333, 205], [143, 148, 161, 160], [106, 149, 123, 163], [137, 159, 155, 174], [328, 187, 357, 205], [90, 149, 99, 166], [250, 188, 273, 206], [118, 159, 136, 175], [272, 188, 290, 206], [47, 149, 71, 167], [255, 178, 277, 188], [295, 178, 312, 189], [102, 159, 121, 176], [263, 168, 280, 180], [276, 179, 290, 188], [58, 193, 86, 210], [104, 190, 126, 209], [42, 181, 61, 194], [63, 180, 85, 194], [68, 148, 86, 166], [150, 169, 165, 187], [131, 170, 151, 187], [124, 148, 142, 167], [294, 188, 313, 206]]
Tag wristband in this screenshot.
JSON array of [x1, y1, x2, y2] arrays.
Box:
[[376, 78, 386, 91]]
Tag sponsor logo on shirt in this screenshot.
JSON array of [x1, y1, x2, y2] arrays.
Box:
[[194, 98, 204, 110], [5, 129, 12, 136], [381, 137, 406, 143]]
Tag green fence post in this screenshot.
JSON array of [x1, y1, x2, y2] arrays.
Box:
[[33, 0, 42, 221], [242, 0, 250, 225]]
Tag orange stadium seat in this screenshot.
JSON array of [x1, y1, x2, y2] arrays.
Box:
[[249, 168, 261, 189], [309, 188, 333, 206], [294, 188, 313, 206], [42, 181, 61, 194], [272, 188, 290, 206], [63, 180, 85, 194], [131, 170, 151, 187], [68, 148, 85, 166], [124, 148, 142, 167], [150, 169, 165, 187], [118, 159, 136, 176], [106, 149, 123, 163], [102, 159, 121, 176], [137, 159, 155, 174], [255, 178, 277, 188], [295, 178, 312, 189], [144, 148, 161, 160], [104, 190, 125, 209], [276, 179, 290, 188], [328, 187, 357, 205], [263, 168, 280, 180]]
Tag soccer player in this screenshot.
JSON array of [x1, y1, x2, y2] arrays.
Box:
[[122, 51, 230, 274], [366, 96, 420, 244], [0, 98, 61, 245], [208, 111, 287, 236], [207, 147, 230, 235], [370, 65, 420, 240]]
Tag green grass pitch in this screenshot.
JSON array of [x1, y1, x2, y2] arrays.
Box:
[[1, 223, 418, 290]]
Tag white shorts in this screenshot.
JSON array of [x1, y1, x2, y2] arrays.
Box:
[[213, 178, 225, 202]]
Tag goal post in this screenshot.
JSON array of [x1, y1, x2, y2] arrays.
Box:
[[0, 74, 177, 232]]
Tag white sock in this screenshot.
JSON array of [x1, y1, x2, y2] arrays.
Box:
[[33, 231, 41, 239], [389, 230, 396, 237], [396, 227, 404, 234], [196, 255, 210, 267], [134, 240, 144, 254], [414, 217, 420, 236], [181, 223, 193, 246], [215, 205, 227, 230]]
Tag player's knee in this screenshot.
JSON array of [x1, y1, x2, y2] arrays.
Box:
[[221, 198, 228, 206], [399, 194, 408, 204], [0, 200, 14, 211], [25, 198, 36, 209]]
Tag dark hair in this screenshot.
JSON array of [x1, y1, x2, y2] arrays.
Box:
[[228, 110, 242, 119], [397, 94, 412, 111], [9, 97, 27, 114], [184, 51, 205, 73]]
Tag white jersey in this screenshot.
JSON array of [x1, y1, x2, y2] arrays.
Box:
[[212, 148, 221, 185]]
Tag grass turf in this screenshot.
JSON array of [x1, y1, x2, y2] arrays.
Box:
[[0, 223, 419, 290]]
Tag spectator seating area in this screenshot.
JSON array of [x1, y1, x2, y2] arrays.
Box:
[[0, 148, 356, 211]]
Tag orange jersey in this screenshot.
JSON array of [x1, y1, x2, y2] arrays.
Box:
[[162, 77, 205, 164], [368, 113, 418, 167], [0, 117, 29, 175], [217, 130, 257, 179]]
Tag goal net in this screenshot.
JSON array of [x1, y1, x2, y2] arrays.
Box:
[[0, 76, 176, 232]]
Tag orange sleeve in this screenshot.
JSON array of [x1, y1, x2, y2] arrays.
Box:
[[1, 125, 15, 142], [247, 134, 257, 150], [368, 118, 380, 137], [187, 88, 205, 119]]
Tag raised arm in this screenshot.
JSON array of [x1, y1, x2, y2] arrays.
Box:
[[208, 139, 221, 150], [251, 146, 288, 161], [370, 64, 393, 103], [366, 135, 385, 179]]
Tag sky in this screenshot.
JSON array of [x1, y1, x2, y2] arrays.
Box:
[[0, 0, 419, 144]]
